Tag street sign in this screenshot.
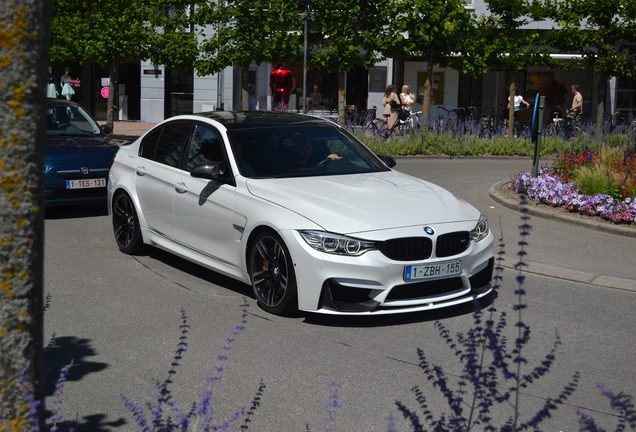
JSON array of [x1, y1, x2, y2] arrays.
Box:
[[101, 87, 109, 98]]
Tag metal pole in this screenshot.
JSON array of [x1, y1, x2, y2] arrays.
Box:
[[302, 2, 308, 114], [217, 0, 224, 110], [532, 95, 546, 177]]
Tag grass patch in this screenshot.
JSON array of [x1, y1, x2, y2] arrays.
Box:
[[352, 129, 635, 157]]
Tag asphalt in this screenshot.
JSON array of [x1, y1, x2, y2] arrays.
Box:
[[101, 120, 636, 293]]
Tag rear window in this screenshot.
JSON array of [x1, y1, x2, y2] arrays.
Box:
[[46, 103, 102, 136], [139, 123, 192, 168]]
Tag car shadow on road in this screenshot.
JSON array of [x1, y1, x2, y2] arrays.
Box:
[[145, 248, 253, 297], [302, 290, 499, 327], [138, 248, 499, 329]]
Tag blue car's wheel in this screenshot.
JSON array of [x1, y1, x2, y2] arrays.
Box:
[[112, 192, 144, 254], [249, 231, 297, 315]]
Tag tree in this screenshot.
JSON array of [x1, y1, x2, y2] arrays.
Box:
[[195, 0, 305, 110], [50, 0, 150, 129], [307, 0, 382, 123], [542, 0, 636, 135], [196, 0, 382, 122], [461, 0, 557, 136], [0, 0, 50, 429], [376, 0, 476, 131]]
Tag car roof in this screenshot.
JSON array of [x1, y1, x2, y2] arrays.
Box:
[[182, 111, 337, 131], [46, 98, 81, 108]]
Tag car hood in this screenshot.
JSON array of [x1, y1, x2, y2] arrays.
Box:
[[246, 171, 480, 234], [46, 135, 119, 161]]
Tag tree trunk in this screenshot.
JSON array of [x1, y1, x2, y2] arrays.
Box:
[[106, 61, 117, 135], [0, 1, 49, 429], [596, 74, 607, 137], [508, 81, 516, 138], [337, 71, 346, 126], [421, 61, 433, 134]]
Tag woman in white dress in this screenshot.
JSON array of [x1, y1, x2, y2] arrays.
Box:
[[60, 67, 75, 100], [400, 85, 415, 112]]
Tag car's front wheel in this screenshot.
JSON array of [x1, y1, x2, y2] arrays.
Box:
[[249, 231, 298, 315], [112, 191, 144, 254]]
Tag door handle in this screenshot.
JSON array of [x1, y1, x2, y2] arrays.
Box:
[[135, 166, 146, 176], [175, 182, 188, 194]]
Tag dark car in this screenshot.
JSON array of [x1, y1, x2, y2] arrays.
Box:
[[45, 98, 119, 205]]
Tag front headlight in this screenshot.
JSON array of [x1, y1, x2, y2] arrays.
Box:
[[470, 214, 489, 242], [299, 231, 376, 256]]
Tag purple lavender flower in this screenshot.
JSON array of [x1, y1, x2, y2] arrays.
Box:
[[121, 301, 254, 431], [508, 170, 636, 223], [325, 382, 342, 431]]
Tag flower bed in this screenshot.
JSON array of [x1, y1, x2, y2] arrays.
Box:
[[508, 169, 636, 224]]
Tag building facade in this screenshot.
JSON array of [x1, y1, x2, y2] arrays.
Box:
[[53, 0, 633, 125]]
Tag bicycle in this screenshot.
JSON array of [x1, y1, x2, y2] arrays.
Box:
[[478, 107, 503, 137], [545, 108, 577, 139], [434, 106, 479, 135], [397, 110, 423, 134]]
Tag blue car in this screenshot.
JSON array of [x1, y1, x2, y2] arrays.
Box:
[[45, 99, 119, 205]]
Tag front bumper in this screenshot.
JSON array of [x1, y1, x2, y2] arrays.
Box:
[[281, 225, 495, 316]]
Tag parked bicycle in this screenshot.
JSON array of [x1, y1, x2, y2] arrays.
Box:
[[433, 106, 479, 135], [545, 108, 578, 139], [478, 107, 505, 137]]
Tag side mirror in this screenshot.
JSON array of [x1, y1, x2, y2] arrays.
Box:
[[101, 124, 113, 134], [376, 153, 396, 168], [190, 161, 231, 182]]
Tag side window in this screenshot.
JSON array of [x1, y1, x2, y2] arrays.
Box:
[[139, 127, 162, 160], [185, 125, 226, 172], [154, 123, 192, 167]]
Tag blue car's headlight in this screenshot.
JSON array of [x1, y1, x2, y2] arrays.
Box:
[[299, 231, 375, 256], [470, 214, 489, 242]]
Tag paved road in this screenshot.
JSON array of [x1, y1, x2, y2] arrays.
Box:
[[43, 157, 635, 431]]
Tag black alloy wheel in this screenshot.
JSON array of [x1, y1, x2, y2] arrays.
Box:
[[112, 192, 144, 254], [249, 231, 298, 315]]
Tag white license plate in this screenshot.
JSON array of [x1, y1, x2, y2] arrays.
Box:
[[404, 260, 462, 281], [66, 178, 106, 189]]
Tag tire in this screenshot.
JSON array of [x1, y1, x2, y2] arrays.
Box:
[[249, 231, 298, 315], [112, 191, 145, 254]]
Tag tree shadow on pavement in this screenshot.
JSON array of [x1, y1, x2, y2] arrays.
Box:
[[44, 335, 127, 431]]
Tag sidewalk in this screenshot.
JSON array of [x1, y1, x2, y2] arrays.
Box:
[[489, 179, 636, 292], [99, 120, 155, 142]]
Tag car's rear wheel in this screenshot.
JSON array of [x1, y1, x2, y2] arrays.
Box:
[[112, 191, 144, 254], [249, 231, 298, 315]]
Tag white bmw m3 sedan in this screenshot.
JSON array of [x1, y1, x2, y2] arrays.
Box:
[[108, 111, 494, 316]]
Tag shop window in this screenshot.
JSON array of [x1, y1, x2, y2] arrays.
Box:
[[616, 77, 636, 114]]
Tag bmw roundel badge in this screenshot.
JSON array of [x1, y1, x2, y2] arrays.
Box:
[[424, 226, 435, 235]]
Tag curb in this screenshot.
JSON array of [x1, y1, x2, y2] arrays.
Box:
[[499, 259, 636, 293], [489, 179, 635, 291], [489, 179, 636, 239]]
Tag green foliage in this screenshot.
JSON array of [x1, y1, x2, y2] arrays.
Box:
[[542, 0, 636, 79], [50, 0, 150, 67], [356, 130, 634, 158], [570, 146, 636, 200], [376, 0, 474, 68], [308, 0, 382, 72], [195, 0, 305, 75], [572, 165, 611, 196]]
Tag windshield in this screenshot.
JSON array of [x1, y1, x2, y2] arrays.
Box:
[[47, 103, 103, 136], [228, 125, 389, 178]]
